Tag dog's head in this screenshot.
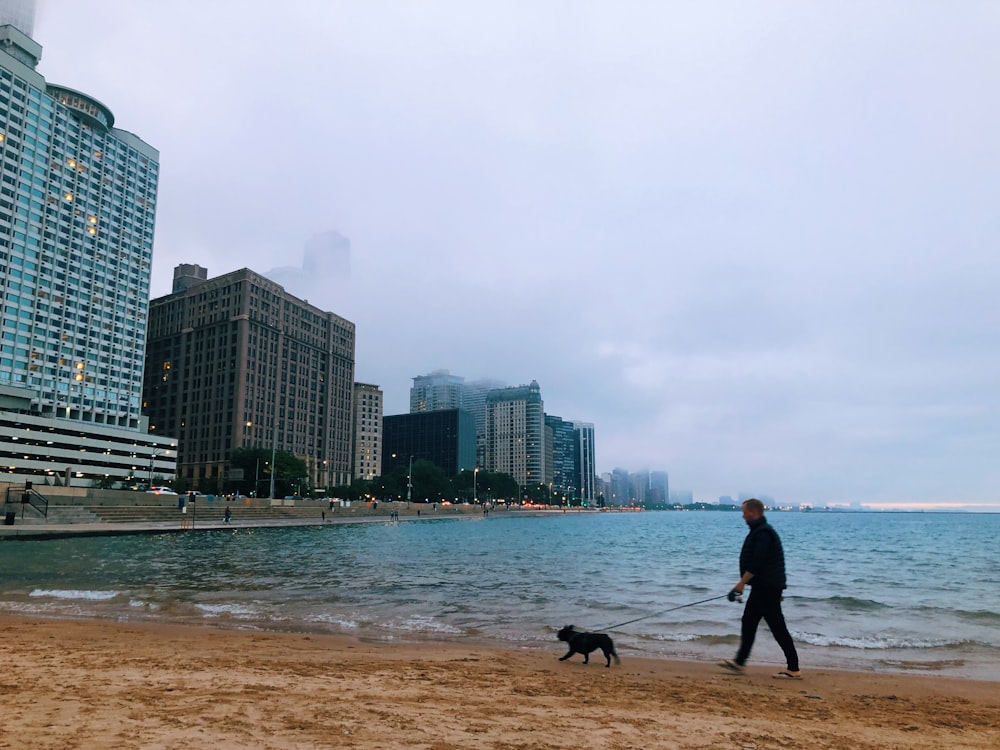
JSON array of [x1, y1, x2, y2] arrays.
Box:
[[556, 625, 577, 643]]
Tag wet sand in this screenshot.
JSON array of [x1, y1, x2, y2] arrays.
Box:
[[2, 616, 997, 749]]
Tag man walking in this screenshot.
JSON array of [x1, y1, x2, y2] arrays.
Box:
[[720, 498, 801, 679]]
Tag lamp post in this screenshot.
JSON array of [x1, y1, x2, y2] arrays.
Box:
[[252, 406, 279, 500], [269, 441, 276, 499], [473, 466, 478, 504], [147, 448, 158, 487], [407, 455, 413, 506], [245, 421, 259, 497]]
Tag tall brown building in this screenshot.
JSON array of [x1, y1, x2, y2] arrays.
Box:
[[142, 265, 355, 493]]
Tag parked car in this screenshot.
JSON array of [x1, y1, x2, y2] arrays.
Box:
[[146, 486, 178, 495]]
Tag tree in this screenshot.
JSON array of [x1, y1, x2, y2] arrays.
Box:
[[330, 478, 373, 502], [229, 448, 308, 498], [369, 465, 408, 501], [468, 470, 517, 502], [523, 483, 553, 504], [409, 459, 450, 503]]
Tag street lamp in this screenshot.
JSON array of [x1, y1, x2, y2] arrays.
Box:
[[473, 466, 478, 504], [407, 455, 413, 505], [248, 419, 279, 499], [269, 441, 276, 499], [147, 448, 158, 486]]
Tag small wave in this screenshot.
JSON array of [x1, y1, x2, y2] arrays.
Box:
[[796, 631, 962, 649], [957, 609, 1000, 625], [0, 601, 54, 614], [128, 599, 160, 611], [647, 632, 702, 643], [396, 615, 463, 635], [305, 613, 359, 629], [815, 596, 890, 612], [876, 658, 967, 672], [193, 602, 260, 618], [29, 589, 119, 601]]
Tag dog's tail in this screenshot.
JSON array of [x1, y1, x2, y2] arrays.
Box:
[[611, 639, 621, 665]]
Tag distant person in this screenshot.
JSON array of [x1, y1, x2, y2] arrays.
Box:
[[223, 505, 232, 524], [720, 498, 801, 679]]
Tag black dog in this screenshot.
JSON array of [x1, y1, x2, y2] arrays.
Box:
[[556, 625, 620, 667]]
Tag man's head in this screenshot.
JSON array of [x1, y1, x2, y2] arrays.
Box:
[[742, 498, 765, 523]]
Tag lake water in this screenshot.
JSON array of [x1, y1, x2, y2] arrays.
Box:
[[1, 510, 997, 680]]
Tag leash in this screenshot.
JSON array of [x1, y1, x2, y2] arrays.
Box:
[[598, 594, 731, 631]]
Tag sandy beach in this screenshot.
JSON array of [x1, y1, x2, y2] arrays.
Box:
[[1, 616, 997, 749]]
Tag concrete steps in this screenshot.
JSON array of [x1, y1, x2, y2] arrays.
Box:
[[88, 503, 341, 524], [5, 500, 480, 527]]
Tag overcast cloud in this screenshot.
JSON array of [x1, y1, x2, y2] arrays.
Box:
[[34, 1, 1000, 508]]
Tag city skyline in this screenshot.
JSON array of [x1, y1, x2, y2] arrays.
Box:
[[27, 3, 1000, 508]]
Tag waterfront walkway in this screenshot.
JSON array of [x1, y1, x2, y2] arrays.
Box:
[[0, 501, 498, 541], [0, 501, 578, 540]]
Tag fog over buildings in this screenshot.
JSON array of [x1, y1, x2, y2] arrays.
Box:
[[264, 231, 351, 302]]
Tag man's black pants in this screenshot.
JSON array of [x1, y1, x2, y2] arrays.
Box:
[[735, 585, 799, 671]]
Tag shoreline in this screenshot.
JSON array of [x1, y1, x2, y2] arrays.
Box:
[[5, 511, 999, 688], [9, 598, 998, 683], [4, 615, 1000, 749]]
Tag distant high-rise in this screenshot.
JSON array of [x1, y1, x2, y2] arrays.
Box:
[[573, 421, 596, 505], [628, 471, 648, 505], [410, 370, 464, 413], [485, 381, 545, 488], [462, 376, 505, 467], [352, 382, 383, 480], [0, 5, 175, 486], [382, 409, 476, 480], [410, 370, 505, 468], [609, 467, 630, 506], [143, 267, 356, 492], [544, 414, 577, 495], [0, 0, 34, 37], [263, 230, 351, 300], [171, 263, 208, 293], [649, 471, 670, 505]]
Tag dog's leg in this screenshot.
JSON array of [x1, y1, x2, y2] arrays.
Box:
[[559, 649, 574, 662]]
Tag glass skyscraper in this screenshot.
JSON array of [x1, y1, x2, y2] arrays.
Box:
[[0, 4, 175, 487]]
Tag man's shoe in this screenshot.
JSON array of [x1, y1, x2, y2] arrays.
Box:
[[719, 659, 745, 674]]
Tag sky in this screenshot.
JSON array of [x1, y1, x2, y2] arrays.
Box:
[[30, 1, 1000, 508]]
